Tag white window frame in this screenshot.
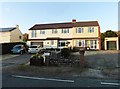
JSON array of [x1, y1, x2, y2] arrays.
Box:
[[90, 40, 97, 49], [40, 30, 45, 34], [88, 27, 94, 33], [76, 40, 85, 47], [61, 29, 69, 33], [76, 28, 84, 33], [31, 30, 36, 37], [52, 29, 57, 34], [58, 40, 68, 47]]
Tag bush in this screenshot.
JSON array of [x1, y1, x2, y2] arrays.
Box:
[[61, 48, 71, 58], [30, 54, 44, 66], [72, 47, 81, 52]]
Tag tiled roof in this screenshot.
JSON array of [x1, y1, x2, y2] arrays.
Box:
[[29, 21, 99, 30], [0, 27, 16, 32]]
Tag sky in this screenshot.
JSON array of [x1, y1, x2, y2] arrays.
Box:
[[0, 2, 118, 33]]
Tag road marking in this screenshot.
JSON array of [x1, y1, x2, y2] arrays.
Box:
[[12, 75, 74, 83], [101, 82, 120, 86]]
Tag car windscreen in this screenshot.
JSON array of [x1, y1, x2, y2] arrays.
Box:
[[29, 46, 37, 48]]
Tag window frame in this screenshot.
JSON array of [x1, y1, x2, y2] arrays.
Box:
[[52, 29, 57, 34], [40, 30, 45, 34], [88, 27, 94, 33], [31, 30, 36, 37], [61, 29, 69, 34], [76, 28, 84, 33]]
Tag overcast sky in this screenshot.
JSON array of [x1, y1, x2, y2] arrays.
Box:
[[0, 2, 118, 33]]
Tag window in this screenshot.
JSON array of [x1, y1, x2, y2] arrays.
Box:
[[90, 40, 97, 49], [40, 30, 45, 34], [76, 28, 84, 33], [19, 36, 22, 39], [76, 40, 85, 47], [88, 27, 94, 33], [61, 29, 69, 33], [58, 41, 67, 47], [31, 30, 36, 37], [52, 29, 57, 34]]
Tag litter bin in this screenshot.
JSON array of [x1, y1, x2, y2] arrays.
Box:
[[79, 48, 85, 67]]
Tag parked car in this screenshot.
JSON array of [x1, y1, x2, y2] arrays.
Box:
[[28, 45, 43, 54], [11, 44, 26, 54]]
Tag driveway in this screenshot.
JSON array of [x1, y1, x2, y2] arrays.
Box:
[[0, 54, 20, 60], [2, 53, 32, 67]]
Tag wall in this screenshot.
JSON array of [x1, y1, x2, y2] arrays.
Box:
[[43, 40, 58, 48], [0, 32, 10, 43], [72, 39, 100, 49], [29, 28, 73, 39], [10, 27, 23, 42], [72, 26, 99, 38]]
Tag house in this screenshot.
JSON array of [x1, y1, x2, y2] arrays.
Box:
[[104, 37, 119, 50], [27, 19, 101, 50], [0, 25, 23, 43]]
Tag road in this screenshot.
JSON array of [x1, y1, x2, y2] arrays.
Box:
[[2, 53, 120, 87], [2, 73, 120, 87]]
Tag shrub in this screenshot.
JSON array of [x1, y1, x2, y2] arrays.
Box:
[[72, 47, 81, 52], [30, 54, 44, 66], [61, 48, 71, 58]]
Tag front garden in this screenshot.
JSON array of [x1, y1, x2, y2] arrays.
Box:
[[3, 49, 120, 80]]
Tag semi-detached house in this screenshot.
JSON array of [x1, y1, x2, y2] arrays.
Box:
[[27, 19, 101, 50]]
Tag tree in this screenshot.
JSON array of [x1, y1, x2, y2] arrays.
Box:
[[117, 31, 120, 37], [23, 33, 28, 42], [104, 30, 117, 37]]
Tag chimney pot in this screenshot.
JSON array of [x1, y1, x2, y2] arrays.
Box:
[[72, 19, 76, 23]]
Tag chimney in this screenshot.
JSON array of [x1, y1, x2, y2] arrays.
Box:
[[72, 19, 76, 23], [16, 25, 19, 29]]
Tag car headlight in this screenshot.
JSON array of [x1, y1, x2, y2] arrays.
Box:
[[17, 50, 21, 52]]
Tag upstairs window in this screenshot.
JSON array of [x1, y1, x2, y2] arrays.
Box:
[[31, 30, 36, 37], [40, 30, 45, 34], [76, 28, 84, 33], [88, 27, 94, 33], [52, 29, 57, 34], [61, 29, 69, 33]]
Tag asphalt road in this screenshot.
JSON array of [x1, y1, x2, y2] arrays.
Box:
[[2, 53, 120, 87], [2, 73, 120, 87]]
